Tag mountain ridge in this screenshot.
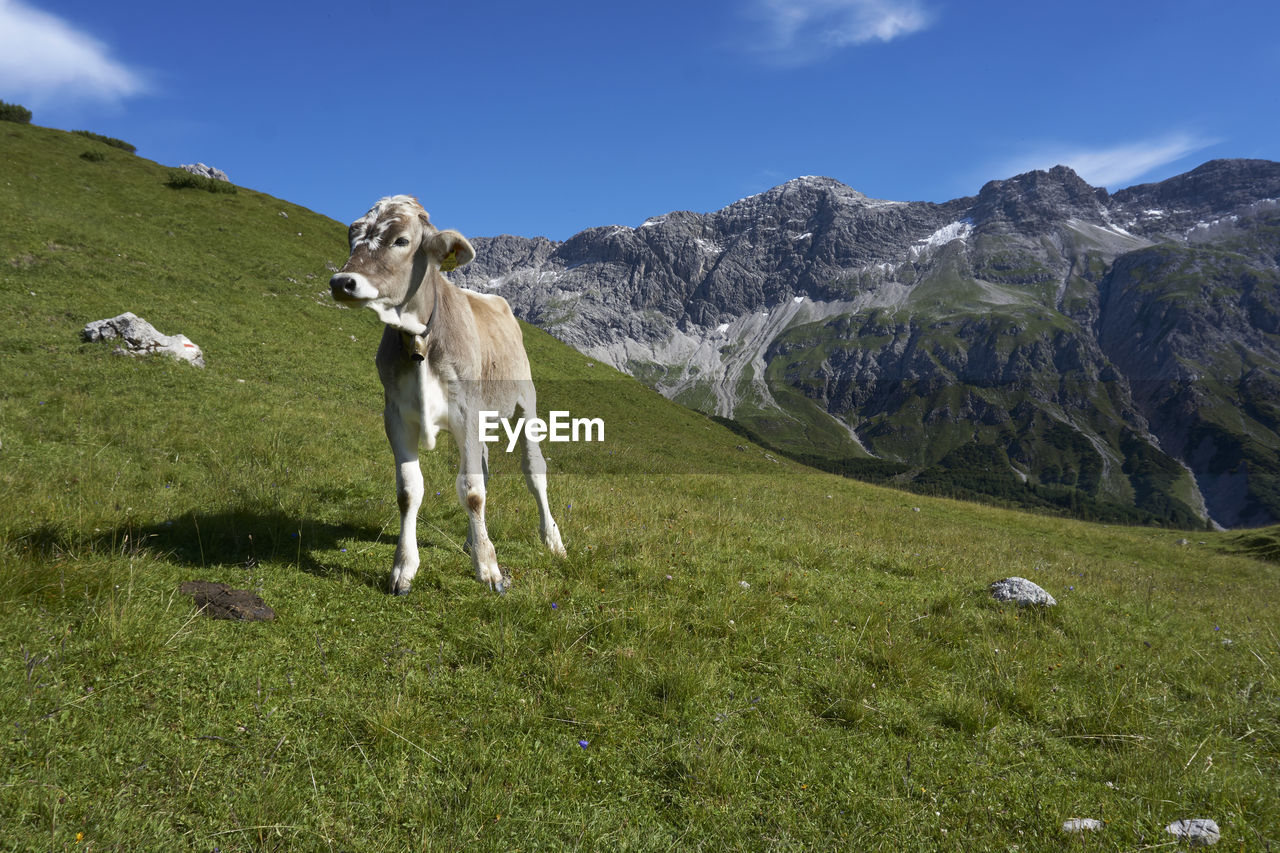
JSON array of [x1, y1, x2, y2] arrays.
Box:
[[454, 160, 1280, 528]]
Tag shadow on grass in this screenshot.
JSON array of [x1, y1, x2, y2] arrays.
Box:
[[13, 508, 395, 592], [1224, 525, 1280, 564]]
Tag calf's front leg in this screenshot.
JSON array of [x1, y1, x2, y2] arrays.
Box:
[[385, 406, 423, 596]]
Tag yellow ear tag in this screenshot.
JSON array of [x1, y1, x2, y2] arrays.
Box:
[[440, 250, 459, 272]]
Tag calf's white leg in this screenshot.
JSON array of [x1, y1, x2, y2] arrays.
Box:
[[463, 443, 491, 555], [385, 406, 423, 596], [521, 435, 566, 556], [455, 418, 505, 592]]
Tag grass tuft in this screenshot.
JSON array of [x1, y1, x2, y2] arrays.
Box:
[[166, 168, 237, 193]]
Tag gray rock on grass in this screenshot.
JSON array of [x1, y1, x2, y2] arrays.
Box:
[[179, 162, 229, 182], [82, 312, 205, 367], [989, 577, 1057, 607], [1166, 818, 1220, 846], [1061, 818, 1103, 833]]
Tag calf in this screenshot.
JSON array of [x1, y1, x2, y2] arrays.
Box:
[[329, 196, 565, 594]]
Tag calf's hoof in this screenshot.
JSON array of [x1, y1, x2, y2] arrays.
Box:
[[476, 566, 508, 595], [388, 564, 416, 596], [544, 526, 566, 557]]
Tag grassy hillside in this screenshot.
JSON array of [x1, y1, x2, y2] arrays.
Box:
[[1, 122, 1278, 850]]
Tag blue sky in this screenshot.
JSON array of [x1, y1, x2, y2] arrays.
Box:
[[3, 0, 1278, 241]]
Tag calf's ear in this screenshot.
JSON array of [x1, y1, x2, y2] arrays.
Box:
[[425, 229, 475, 272]]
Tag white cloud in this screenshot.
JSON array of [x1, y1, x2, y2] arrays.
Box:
[[747, 0, 935, 64], [1000, 133, 1218, 188], [0, 0, 147, 106]]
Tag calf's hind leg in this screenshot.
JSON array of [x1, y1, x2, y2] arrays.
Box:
[[463, 443, 491, 554], [519, 417, 566, 557], [456, 429, 505, 593]]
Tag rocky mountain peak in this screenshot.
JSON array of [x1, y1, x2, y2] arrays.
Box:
[[972, 165, 1109, 232], [778, 175, 868, 200], [723, 175, 895, 214], [1113, 158, 1280, 229]]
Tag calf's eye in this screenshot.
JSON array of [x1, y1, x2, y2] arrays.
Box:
[[393, 237, 411, 247]]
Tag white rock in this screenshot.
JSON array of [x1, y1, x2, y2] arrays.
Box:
[[989, 577, 1056, 607], [82, 312, 205, 368], [1166, 818, 1220, 846], [1062, 818, 1103, 833], [179, 162, 229, 182]]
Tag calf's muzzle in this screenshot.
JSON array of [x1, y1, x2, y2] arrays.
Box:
[[329, 273, 360, 301]]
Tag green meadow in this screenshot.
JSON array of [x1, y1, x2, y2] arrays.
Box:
[[1, 122, 1277, 850]]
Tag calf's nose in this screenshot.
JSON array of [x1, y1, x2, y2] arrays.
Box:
[[330, 273, 358, 297]]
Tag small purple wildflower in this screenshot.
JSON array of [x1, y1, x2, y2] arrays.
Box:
[[1068, 586, 1074, 590], [1214, 625, 1220, 631], [578, 739, 589, 749], [551, 602, 558, 610]]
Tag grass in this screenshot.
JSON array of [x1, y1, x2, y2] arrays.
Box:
[[1, 122, 1278, 850]]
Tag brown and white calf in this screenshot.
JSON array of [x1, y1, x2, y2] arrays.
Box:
[[329, 195, 565, 594]]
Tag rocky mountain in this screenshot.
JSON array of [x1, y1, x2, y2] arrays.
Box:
[[453, 160, 1280, 528]]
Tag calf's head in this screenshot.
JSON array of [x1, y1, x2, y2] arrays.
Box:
[[329, 195, 475, 334]]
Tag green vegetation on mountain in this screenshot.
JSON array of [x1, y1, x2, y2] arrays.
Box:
[[756, 289, 1207, 528], [0, 99, 33, 124]]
